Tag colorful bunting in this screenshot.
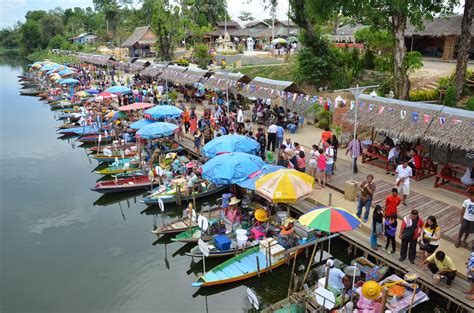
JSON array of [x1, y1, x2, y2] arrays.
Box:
[[439, 116, 446, 127], [412, 112, 419, 122]]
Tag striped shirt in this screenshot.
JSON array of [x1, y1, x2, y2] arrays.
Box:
[[347, 139, 362, 158]]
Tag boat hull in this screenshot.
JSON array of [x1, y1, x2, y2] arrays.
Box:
[[142, 185, 227, 205]]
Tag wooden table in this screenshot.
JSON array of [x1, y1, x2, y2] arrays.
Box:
[[362, 143, 390, 171], [414, 157, 438, 181], [434, 163, 474, 196]]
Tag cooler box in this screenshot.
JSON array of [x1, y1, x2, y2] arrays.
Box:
[[294, 221, 319, 240], [214, 235, 231, 251]]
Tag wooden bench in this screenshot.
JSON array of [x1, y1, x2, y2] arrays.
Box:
[[414, 157, 438, 181], [434, 163, 474, 196], [362, 144, 390, 172]]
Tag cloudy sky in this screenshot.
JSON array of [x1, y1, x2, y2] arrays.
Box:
[[0, 0, 462, 29], [0, 0, 290, 28]]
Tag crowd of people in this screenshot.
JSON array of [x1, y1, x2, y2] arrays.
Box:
[[66, 61, 474, 297]]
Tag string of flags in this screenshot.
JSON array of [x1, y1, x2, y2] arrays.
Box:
[[349, 100, 466, 128]]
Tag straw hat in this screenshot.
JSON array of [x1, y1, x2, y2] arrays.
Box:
[[229, 197, 241, 206], [254, 208, 268, 222]]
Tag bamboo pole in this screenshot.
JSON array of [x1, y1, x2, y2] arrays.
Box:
[[302, 238, 320, 285], [408, 285, 417, 313]]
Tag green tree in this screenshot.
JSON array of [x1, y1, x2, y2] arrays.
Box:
[[40, 14, 65, 46], [25, 10, 47, 22], [238, 11, 255, 21], [48, 34, 65, 49], [152, 0, 179, 60], [344, 0, 456, 99], [454, 0, 473, 100], [194, 43, 211, 69], [18, 19, 43, 54]]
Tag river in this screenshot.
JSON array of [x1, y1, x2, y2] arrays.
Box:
[[0, 64, 301, 313]]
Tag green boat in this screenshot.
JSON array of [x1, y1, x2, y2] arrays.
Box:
[[95, 160, 140, 175]]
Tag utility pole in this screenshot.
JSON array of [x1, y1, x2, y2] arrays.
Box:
[[334, 85, 379, 180]]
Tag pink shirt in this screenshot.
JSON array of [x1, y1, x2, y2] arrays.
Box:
[[317, 154, 326, 170], [297, 156, 306, 169]]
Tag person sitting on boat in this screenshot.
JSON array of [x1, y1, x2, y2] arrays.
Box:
[[278, 221, 296, 248], [326, 259, 345, 294], [187, 169, 202, 192], [225, 197, 242, 229]]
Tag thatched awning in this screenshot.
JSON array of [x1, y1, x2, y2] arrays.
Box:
[[202, 71, 251, 89], [344, 94, 474, 151], [121, 26, 157, 47], [240, 76, 307, 99], [77, 54, 115, 66], [141, 63, 166, 77], [175, 67, 211, 86], [158, 65, 188, 83]]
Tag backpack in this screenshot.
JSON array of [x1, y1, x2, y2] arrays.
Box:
[[257, 133, 266, 146]]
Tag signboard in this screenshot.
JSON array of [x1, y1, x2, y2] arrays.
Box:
[[315, 286, 336, 310], [198, 239, 209, 257], [197, 215, 208, 231], [246, 287, 259, 310]]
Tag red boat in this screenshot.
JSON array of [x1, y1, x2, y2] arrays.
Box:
[[91, 175, 154, 194]]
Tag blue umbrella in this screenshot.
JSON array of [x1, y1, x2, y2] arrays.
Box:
[[136, 122, 178, 139], [105, 86, 132, 94], [40, 64, 61, 71], [58, 78, 79, 85], [202, 152, 265, 185], [58, 69, 75, 76], [129, 119, 156, 129], [144, 105, 183, 119], [202, 134, 260, 158], [236, 164, 284, 190], [86, 89, 100, 94]]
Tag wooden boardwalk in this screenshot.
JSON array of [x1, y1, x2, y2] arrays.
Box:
[[290, 198, 474, 313], [326, 160, 462, 243]]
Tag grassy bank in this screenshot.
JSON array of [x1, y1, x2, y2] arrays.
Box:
[[232, 63, 294, 82], [27, 50, 80, 64]]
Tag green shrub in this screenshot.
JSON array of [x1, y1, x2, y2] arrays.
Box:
[[466, 97, 474, 111], [443, 85, 457, 107], [409, 89, 439, 102], [318, 110, 332, 129], [174, 58, 189, 66]]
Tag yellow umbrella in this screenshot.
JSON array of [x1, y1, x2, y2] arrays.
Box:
[[255, 169, 315, 203]]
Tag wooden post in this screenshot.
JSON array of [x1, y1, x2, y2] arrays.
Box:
[[380, 288, 388, 312], [192, 186, 197, 216], [324, 261, 331, 289], [287, 249, 299, 299], [256, 256, 260, 277], [302, 238, 320, 285], [408, 285, 417, 313]]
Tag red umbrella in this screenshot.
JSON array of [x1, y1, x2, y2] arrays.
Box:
[[118, 102, 154, 111]]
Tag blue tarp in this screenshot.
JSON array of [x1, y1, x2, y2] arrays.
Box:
[[236, 164, 284, 190]]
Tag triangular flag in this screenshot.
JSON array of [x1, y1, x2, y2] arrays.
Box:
[[387, 107, 394, 113], [423, 114, 431, 124], [400, 110, 407, 119], [350, 101, 355, 110], [378, 106, 384, 114], [368, 104, 374, 112], [451, 118, 462, 125], [439, 116, 446, 127], [412, 112, 419, 122]]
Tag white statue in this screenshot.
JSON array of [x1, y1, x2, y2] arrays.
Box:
[[246, 37, 254, 52]]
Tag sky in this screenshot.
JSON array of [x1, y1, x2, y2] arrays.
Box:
[[0, 0, 290, 28], [0, 0, 463, 29]]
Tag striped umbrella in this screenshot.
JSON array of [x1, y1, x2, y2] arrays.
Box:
[[255, 169, 314, 203], [298, 206, 361, 233]]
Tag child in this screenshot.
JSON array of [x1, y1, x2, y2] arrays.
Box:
[[384, 214, 398, 254], [316, 148, 326, 188], [370, 205, 384, 250], [309, 144, 320, 178]]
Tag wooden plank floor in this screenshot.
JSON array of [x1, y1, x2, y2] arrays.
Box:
[[325, 159, 462, 243], [291, 199, 474, 312]]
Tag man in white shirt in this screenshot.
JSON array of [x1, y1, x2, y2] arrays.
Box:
[[457, 192, 474, 248], [326, 259, 345, 292], [396, 160, 412, 205], [387, 144, 400, 174], [284, 138, 295, 152], [267, 123, 278, 152], [237, 107, 244, 126]]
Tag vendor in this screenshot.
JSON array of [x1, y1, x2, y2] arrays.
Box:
[[187, 169, 201, 191], [326, 259, 346, 294], [225, 197, 242, 225], [278, 221, 296, 248], [461, 167, 474, 186]]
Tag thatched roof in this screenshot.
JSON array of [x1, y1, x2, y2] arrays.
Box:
[[141, 63, 166, 77], [240, 76, 307, 99], [202, 71, 251, 89], [256, 25, 299, 38], [175, 67, 211, 85], [335, 23, 365, 36], [76, 54, 115, 66], [216, 21, 242, 28], [158, 65, 188, 83], [121, 26, 157, 47], [344, 94, 474, 151], [405, 15, 474, 37]]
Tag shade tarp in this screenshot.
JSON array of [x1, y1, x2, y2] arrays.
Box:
[[202, 71, 252, 89], [202, 134, 260, 158], [118, 102, 154, 111], [236, 164, 284, 190], [241, 76, 306, 99]]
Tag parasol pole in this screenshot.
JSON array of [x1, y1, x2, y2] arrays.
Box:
[[301, 237, 320, 285], [408, 284, 417, 313], [350, 263, 358, 301], [334, 85, 378, 180]]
